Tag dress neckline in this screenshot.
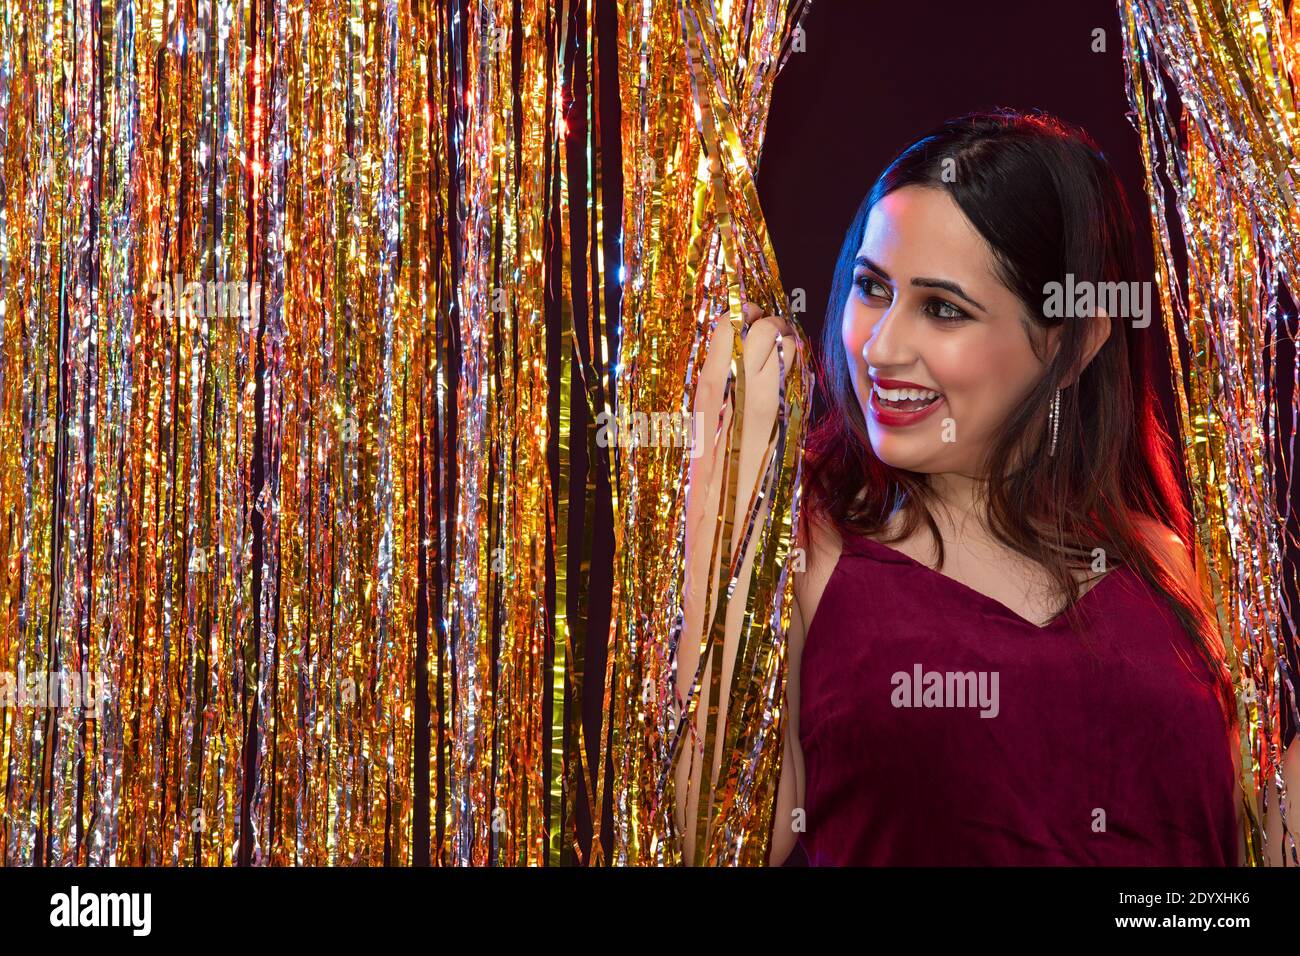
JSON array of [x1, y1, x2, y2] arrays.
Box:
[[845, 532, 1123, 630]]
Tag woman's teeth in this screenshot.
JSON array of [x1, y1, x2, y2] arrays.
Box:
[[874, 385, 942, 410]]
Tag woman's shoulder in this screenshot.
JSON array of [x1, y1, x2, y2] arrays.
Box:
[[1127, 512, 1197, 593], [792, 504, 844, 626], [795, 501, 843, 563]]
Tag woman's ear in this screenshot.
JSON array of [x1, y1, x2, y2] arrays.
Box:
[[1054, 306, 1112, 387], [1078, 306, 1112, 381]]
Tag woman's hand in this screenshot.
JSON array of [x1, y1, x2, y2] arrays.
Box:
[[676, 300, 801, 862], [739, 301, 797, 348], [738, 302, 800, 433]]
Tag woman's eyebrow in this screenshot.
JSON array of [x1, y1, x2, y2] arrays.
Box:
[[854, 254, 987, 313]]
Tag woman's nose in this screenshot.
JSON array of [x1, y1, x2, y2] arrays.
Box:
[[862, 304, 911, 369]]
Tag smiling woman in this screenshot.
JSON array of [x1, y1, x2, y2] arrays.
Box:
[[839, 182, 1115, 489], [798, 112, 1221, 648], [679, 109, 1298, 868]]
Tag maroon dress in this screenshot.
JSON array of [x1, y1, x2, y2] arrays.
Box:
[[796, 531, 1239, 866]]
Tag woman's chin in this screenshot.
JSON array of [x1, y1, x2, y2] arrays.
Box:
[[868, 429, 941, 473], [868, 441, 936, 474]]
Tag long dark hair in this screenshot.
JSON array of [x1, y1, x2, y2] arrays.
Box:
[[802, 108, 1235, 727]]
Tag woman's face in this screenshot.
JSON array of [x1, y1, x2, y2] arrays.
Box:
[[843, 184, 1053, 477]]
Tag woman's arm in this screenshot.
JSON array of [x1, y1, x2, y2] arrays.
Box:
[[1258, 736, 1300, 866], [676, 303, 800, 864], [768, 577, 808, 865]]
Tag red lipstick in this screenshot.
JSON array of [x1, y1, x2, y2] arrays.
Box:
[[867, 377, 946, 428]]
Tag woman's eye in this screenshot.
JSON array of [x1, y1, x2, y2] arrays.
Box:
[[854, 274, 889, 301], [853, 276, 969, 324], [926, 298, 969, 323]]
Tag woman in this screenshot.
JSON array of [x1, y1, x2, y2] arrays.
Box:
[[678, 109, 1298, 866]]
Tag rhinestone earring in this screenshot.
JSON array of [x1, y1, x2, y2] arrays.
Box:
[[1048, 387, 1061, 457]]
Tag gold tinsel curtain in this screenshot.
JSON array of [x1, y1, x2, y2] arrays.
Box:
[[609, 0, 811, 865], [0, 0, 811, 866], [1119, 0, 1300, 866]]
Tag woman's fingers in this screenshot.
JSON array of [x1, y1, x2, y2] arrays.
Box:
[[740, 300, 794, 338], [741, 301, 765, 327], [740, 301, 799, 377]]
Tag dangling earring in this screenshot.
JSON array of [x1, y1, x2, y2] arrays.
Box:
[[1048, 387, 1061, 457]]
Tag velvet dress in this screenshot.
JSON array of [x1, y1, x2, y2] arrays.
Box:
[[795, 531, 1239, 866]]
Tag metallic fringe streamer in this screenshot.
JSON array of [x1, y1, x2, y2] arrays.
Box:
[[609, 0, 812, 865], [1119, 0, 1300, 866], [0, 0, 617, 866]]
